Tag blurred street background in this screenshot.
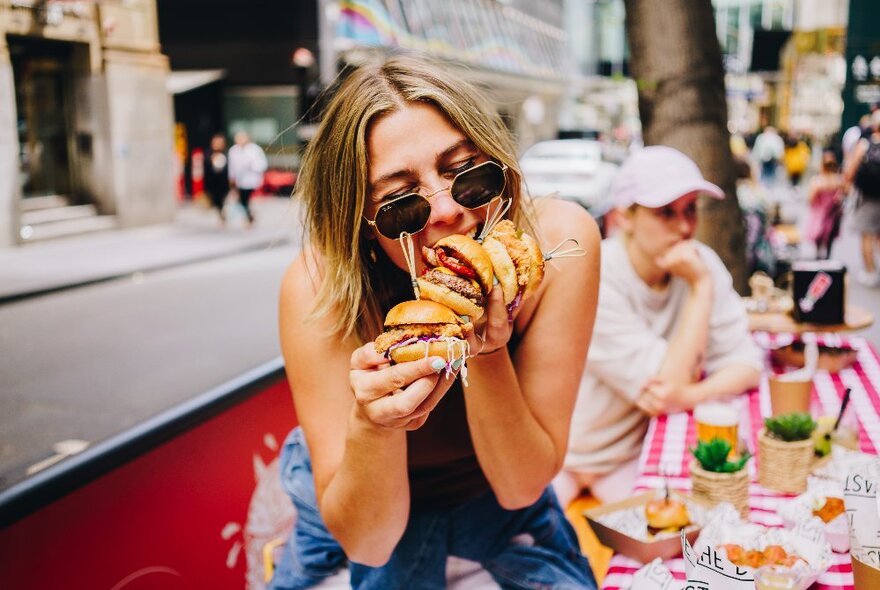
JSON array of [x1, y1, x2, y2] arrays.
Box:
[[1, 0, 879, 493]]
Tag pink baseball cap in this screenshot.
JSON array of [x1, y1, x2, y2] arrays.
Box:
[[611, 145, 725, 208]]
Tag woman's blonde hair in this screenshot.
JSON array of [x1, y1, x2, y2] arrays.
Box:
[[296, 53, 533, 343]]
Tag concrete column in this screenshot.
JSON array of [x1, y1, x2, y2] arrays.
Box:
[[0, 38, 19, 247], [102, 50, 175, 227]]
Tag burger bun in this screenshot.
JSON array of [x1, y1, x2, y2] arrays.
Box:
[[384, 299, 464, 328], [482, 236, 518, 304], [645, 498, 690, 532], [434, 234, 495, 293], [389, 339, 469, 364]]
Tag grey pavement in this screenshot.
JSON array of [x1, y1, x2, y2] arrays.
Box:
[[0, 197, 303, 491], [0, 197, 302, 302]]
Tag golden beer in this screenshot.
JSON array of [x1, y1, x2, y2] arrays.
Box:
[[694, 402, 739, 452]]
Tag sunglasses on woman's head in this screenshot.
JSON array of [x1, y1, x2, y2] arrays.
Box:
[[364, 161, 508, 239]]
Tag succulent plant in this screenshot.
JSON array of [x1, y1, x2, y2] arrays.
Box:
[[764, 412, 816, 442], [691, 438, 751, 473]]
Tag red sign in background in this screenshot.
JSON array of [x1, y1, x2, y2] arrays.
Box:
[[0, 379, 297, 590]]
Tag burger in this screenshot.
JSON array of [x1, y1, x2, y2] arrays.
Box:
[[374, 300, 471, 366], [644, 497, 691, 536], [482, 220, 544, 317], [419, 234, 494, 320]]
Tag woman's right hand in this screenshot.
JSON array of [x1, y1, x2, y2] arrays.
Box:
[[349, 344, 459, 430], [656, 240, 710, 287]]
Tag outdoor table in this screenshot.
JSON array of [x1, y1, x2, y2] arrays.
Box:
[[747, 304, 874, 334], [599, 333, 880, 590]]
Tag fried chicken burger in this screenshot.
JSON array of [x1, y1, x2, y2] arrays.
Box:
[[373, 300, 471, 365], [419, 234, 494, 320], [644, 497, 691, 535], [482, 219, 544, 316]]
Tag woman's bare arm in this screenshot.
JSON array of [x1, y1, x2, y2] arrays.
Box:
[[463, 200, 600, 509], [279, 252, 455, 565]]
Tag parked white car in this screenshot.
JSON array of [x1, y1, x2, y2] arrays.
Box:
[[519, 139, 619, 222]]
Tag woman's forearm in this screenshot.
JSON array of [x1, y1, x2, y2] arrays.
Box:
[[659, 278, 713, 385], [463, 349, 559, 510], [686, 363, 761, 406], [320, 406, 410, 566]]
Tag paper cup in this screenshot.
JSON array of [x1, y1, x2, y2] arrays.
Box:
[[851, 556, 880, 589], [768, 375, 812, 416]]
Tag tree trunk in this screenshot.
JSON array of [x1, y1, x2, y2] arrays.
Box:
[[624, 0, 748, 293]]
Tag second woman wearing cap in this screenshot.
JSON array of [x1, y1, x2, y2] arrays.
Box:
[[554, 146, 762, 506]]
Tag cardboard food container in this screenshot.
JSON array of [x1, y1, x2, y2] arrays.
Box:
[[583, 491, 707, 563], [852, 555, 880, 589]]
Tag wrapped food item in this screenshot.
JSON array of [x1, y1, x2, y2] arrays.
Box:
[[779, 479, 849, 552], [682, 503, 831, 590], [843, 456, 880, 586]]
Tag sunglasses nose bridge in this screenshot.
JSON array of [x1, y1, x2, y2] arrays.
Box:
[[424, 183, 453, 200]]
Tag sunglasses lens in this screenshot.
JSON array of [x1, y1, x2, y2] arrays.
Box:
[[452, 163, 506, 209], [374, 194, 431, 238]]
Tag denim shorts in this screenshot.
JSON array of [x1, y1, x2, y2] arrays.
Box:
[[269, 427, 597, 590]]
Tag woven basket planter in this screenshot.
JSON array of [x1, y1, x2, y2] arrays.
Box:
[[689, 460, 750, 519], [757, 428, 814, 493]]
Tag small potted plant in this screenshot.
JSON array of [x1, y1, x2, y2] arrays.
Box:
[[689, 438, 751, 518], [758, 412, 817, 493]]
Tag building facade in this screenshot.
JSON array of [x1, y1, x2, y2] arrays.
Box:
[[0, 0, 175, 246], [323, 0, 572, 152]]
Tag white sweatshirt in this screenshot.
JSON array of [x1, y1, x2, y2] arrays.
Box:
[[565, 234, 763, 475]]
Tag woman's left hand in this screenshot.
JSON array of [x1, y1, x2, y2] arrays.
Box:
[[466, 286, 513, 357], [636, 377, 696, 416]]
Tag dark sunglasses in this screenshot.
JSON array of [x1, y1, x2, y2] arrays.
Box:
[[364, 161, 508, 239]]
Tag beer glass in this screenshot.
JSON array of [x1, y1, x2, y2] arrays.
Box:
[[694, 401, 740, 453]]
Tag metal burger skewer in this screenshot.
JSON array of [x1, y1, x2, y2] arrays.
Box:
[[544, 238, 586, 261]]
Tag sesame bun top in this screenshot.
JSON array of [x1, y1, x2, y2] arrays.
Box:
[[383, 299, 464, 328]]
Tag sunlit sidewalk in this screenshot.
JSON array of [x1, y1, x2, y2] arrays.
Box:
[[0, 197, 300, 303]]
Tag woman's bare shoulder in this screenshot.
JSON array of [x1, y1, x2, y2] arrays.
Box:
[[532, 197, 601, 251], [280, 248, 324, 313], [514, 198, 600, 330]]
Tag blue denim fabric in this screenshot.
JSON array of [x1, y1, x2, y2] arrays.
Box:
[[269, 427, 597, 590], [269, 428, 348, 590]]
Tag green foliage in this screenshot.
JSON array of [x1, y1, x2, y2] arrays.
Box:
[[690, 438, 751, 473], [764, 412, 817, 442]]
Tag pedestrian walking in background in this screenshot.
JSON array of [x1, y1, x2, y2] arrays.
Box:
[[735, 157, 776, 277], [804, 150, 845, 260], [782, 134, 810, 188], [204, 133, 230, 226], [844, 111, 880, 287], [842, 114, 871, 158], [228, 131, 267, 227], [752, 126, 785, 185]]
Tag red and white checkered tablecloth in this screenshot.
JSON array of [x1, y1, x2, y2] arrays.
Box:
[[600, 334, 880, 590]]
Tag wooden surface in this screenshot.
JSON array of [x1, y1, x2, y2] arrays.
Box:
[[748, 304, 873, 334], [566, 494, 613, 585]]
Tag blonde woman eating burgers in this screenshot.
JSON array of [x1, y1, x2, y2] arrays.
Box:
[[269, 54, 600, 589]]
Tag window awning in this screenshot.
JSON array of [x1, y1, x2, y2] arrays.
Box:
[[166, 70, 226, 95]]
